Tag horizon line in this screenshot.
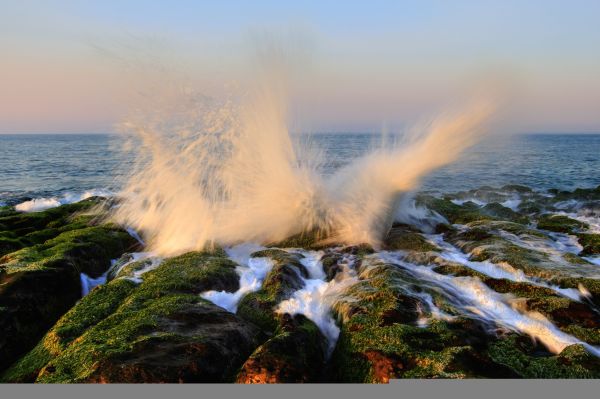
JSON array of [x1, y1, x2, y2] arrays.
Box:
[[2, 131, 600, 136]]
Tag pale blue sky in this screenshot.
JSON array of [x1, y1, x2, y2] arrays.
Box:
[[1, 0, 599, 133]]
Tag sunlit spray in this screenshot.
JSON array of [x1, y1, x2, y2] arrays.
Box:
[[113, 48, 497, 256]]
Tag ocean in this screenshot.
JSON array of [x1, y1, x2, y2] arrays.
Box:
[[1, 133, 599, 205]]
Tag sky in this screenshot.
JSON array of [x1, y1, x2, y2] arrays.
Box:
[[1, 0, 600, 134]]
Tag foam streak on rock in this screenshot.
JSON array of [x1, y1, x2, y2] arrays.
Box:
[[379, 251, 600, 357]]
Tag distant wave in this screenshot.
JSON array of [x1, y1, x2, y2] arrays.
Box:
[[14, 189, 113, 212]]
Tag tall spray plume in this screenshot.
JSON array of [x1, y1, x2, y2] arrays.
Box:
[[113, 54, 497, 256]]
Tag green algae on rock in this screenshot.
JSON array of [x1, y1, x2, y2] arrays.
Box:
[[488, 335, 600, 378], [384, 224, 440, 252], [0, 199, 137, 374], [416, 195, 492, 225], [577, 233, 600, 256], [236, 314, 327, 383], [537, 214, 589, 234], [237, 250, 308, 333], [0, 197, 108, 257], [328, 260, 517, 382], [2, 250, 262, 383], [4, 184, 600, 382]]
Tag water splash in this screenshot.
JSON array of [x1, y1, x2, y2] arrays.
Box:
[[425, 233, 586, 301], [275, 250, 359, 354], [379, 251, 600, 356], [15, 189, 113, 213], [113, 62, 496, 255], [80, 272, 107, 296], [201, 243, 274, 313], [107, 252, 163, 283]]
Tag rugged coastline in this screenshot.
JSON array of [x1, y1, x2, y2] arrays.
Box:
[[2, 185, 600, 382]]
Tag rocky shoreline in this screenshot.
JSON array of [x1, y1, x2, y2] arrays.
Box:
[[1, 185, 600, 382]]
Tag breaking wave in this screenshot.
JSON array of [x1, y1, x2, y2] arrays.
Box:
[[112, 55, 496, 256]]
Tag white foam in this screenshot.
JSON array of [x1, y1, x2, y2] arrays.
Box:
[[15, 198, 62, 212], [201, 243, 273, 313], [80, 272, 107, 297], [500, 198, 522, 211], [15, 189, 113, 213], [426, 234, 584, 301], [124, 256, 163, 284], [296, 250, 327, 280], [448, 193, 522, 212], [275, 251, 359, 354], [411, 291, 456, 327], [379, 251, 600, 357], [450, 198, 486, 207], [107, 252, 163, 283], [584, 256, 600, 266], [126, 227, 145, 246], [394, 197, 448, 233], [498, 229, 583, 259], [554, 200, 580, 210]]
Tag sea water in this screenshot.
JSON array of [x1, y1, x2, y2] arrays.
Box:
[[1, 133, 599, 206]]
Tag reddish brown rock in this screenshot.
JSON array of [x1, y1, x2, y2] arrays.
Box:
[[236, 314, 327, 383]]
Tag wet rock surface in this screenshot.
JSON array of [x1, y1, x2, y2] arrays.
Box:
[[236, 314, 327, 383], [3, 185, 600, 382], [236, 249, 308, 333], [0, 198, 137, 373], [2, 250, 261, 383]]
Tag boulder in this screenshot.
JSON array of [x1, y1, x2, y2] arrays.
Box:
[[329, 259, 516, 381], [2, 250, 264, 383], [236, 314, 327, 383], [0, 200, 137, 373], [536, 214, 588, 234], [384, 224, 439, 252], [237, 249, 308, 333]]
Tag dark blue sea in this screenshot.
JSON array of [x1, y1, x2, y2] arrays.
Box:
[[1, 133, 599, 205]]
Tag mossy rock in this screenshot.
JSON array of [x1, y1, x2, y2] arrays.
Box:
[[488, 335, 600, 378], [445, 229, 558, 279], [562, 325, 600, 346], [3, 250, 263, 383], [384, 225, 439, 252], [480, 203, 528, 224], [526, 297, 600, 333], [464, 219, 546, 238], [518, 200, 542, 215], [340, 243, 376, 256], [552, 277, 600, 308], [0, 197, 108, 257], [0, 222, 137, 373], [0, 205, 18, 218], [537, 214, 588, 234], [562, 252, 593, 265], [416, 196, 492, 225], [331, 258, 600, 380], [577, 233, 600, 256], [1, 226, 137, 276], [236, 314, 327, 383], [321, 252, 344, 281], [329, 260, 516, 381], [1, 278, 136, 382], [266, 229, 333, 250], [237, 250, 308, 333], [552, 186, 600, 202], [135, 250, 240, 297]]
